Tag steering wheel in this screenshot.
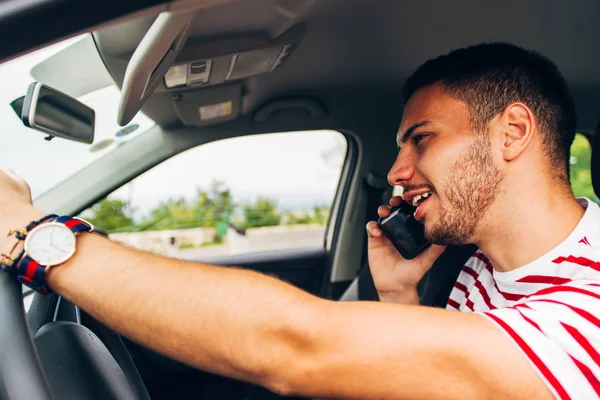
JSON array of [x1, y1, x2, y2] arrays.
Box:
[[0, 272, 150, 399]]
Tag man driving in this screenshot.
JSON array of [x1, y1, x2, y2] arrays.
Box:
[[1, 42, 597, 399]]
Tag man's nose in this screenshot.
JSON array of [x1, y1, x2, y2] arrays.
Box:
[[387, 152, 415, 186]]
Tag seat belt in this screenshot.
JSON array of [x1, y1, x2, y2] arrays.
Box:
[[419, 244, 478, 307], [357, 172, 389, 301]]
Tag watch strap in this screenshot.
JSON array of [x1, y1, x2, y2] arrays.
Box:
[[15, 214, 58, 240], [55, 216, 94, 234], [16, 215, 93, 294], [16, 255, 51, 294]]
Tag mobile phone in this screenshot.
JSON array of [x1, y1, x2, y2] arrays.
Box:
[[377, 202, 431, 259]]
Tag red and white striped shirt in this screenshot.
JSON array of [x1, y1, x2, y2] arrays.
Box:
[[447, 198, 600, 399]]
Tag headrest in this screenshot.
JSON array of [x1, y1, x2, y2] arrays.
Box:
[[591, 120, 600, 198]]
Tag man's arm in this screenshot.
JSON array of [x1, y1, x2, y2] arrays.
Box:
[[0, 172, 552, 399], [40, 230, 550, 399]]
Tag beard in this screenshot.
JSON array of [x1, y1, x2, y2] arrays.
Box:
[[425, 134, 504, 245]]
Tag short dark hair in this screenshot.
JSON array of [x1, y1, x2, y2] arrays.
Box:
[[403, 42, 577, 183]]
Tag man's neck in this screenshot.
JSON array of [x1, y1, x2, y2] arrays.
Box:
[[474, 188, 585, 273]]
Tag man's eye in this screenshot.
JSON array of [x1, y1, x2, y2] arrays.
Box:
[[413, 134, 427, 146]]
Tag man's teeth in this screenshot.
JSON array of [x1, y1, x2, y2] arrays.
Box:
[[411, 192, 431, 207]]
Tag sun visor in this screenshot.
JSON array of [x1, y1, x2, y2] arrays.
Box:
[[171, 83, 241, 126]]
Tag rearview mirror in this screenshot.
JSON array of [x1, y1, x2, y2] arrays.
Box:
[[21, 82, 95, 144]]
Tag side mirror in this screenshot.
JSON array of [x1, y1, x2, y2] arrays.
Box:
[[20, 82, 95, 144]]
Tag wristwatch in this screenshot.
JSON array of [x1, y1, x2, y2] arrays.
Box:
[[16, 216, 93, 293]]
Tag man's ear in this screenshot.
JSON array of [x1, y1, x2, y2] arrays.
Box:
[[498, 103, 535, 162]]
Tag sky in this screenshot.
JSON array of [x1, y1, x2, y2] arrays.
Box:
[[0, 35, 347, 215], [109, 131, 346, 215]]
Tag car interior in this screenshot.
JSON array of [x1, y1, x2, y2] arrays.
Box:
[[1, 0, 600, 399]]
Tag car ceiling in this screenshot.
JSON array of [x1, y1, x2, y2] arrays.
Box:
[[85, 0, 600, 135]]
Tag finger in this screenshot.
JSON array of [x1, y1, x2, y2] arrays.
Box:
[[377, 205, 391, 218], [1, 168, 31, 196], [366, 221, 382, 237], [0, 168, 19, 180], [421, 244, 447, 264], [0, 169, 27, 189], [389, 196, 403, 207]]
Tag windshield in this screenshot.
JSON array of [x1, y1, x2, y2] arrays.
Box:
[[0, 34, 155, 199]]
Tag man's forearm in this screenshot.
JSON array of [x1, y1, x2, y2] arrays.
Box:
[[377, 288, 420, 305], [45, 231, 323, 393]]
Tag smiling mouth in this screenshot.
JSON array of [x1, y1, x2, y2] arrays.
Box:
[[410, 191, 433, 207]]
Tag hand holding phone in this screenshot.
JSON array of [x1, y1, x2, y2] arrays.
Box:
[[367, 197, 445, 303], [377, 201, 430, 259]]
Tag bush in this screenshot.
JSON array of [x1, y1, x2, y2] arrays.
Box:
[[244, 197, 281, 228]]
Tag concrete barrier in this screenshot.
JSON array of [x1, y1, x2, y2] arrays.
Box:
[[109, 224, 326, 257]]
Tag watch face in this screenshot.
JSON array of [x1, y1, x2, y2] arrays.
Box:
[[25, 222, 76, 266]]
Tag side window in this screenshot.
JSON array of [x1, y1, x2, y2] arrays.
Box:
[[570, 133, 596, 201], [80, 130, 347, 257]]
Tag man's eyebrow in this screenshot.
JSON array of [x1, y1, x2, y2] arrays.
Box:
[[397, 121, 432, 149]]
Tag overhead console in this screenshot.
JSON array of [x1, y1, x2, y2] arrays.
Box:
[[162, 27, 301, 91], [115, 3, 308, 128], [164, 27, 303, 127]]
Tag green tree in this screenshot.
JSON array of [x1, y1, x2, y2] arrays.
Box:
[[283, 211, 311, 225], [138, 197, 195, 231], [86, 198, 134, 232], [569, 134, 597, 201], [192, 180, 234, 228], [244, 197, 281, 228], [312, 205, 330, 225], [137, 180, 236, 241]]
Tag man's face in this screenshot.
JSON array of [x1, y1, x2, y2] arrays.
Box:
[[389, 84, 504, 245]]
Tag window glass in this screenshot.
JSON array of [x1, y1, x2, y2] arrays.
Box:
[[0, 34, 155, 200], [80, 130, 347, 258], [570, 133, 596, 201]]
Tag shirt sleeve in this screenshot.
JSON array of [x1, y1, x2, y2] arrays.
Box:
[[480, 282, 600, 400]]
